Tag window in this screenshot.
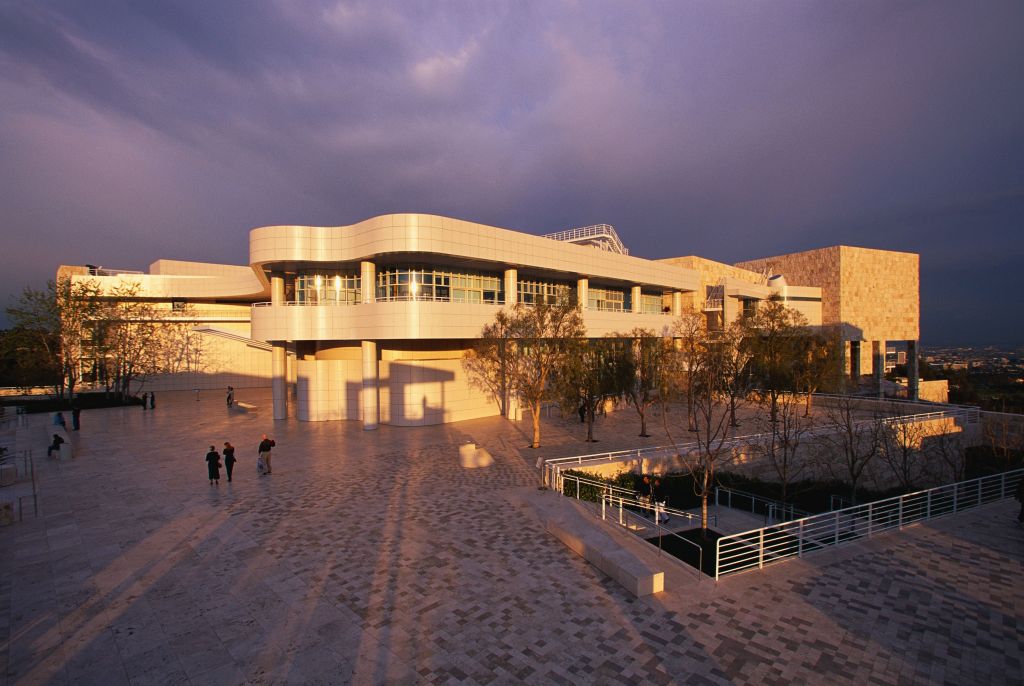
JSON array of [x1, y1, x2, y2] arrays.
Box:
[[588, 287, 626, 312], [376, 267, 503, 304], [517, 280, 573, 305], [295, 271, 361, 304]]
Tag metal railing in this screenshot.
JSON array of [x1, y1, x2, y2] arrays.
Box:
[[714, 468, 1024, 580], [714, 486, 812, 525], [0, 450, 37, 521], [602, 498, 704, 579], [545, 403, 973, 490], [556, 471, 715, 524], [543, 224, 629, 255], [811, 393, 981, 424]]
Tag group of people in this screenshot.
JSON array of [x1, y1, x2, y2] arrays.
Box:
[[205, 434, 276, 485], [140, 392, 156, 410]]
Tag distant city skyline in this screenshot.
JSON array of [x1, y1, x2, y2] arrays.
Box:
[[1, 2, 1022, 345]]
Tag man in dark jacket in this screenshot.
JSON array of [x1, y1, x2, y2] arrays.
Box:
[[258, 434, 275, 475]]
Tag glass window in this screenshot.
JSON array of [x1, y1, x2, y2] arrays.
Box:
[[588, 287, 626, 312], [517, 280, 573, 305], [295, 271, 361, 304], [376, 266, 503, 303]]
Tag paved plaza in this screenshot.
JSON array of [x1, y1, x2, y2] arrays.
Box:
[[1, 390, 1022, 685]]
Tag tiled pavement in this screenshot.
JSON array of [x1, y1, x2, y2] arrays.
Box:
[[0, 390, 1021, 685]]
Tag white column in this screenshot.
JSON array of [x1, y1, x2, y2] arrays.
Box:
[[361, 340, 379, 430], [873, 339, 886, 398], [360, 261, 376, 304], [577, 278, 588, 310], [270, 272, 287, 420], [631, 286, 642, 313], [504, 268, 517, 306], [272, 344, 287, 420], [672, 291, 683, 316]]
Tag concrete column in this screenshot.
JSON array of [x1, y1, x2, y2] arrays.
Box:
[[361, 340, 379, 430], [907, 340, 919, 401], [631, 286, 642, 313], [576, 278, 588, 310], [850, 340, 861, 380], [722, 297, 738, 325], [873, 339, 886, 398], [272, 344, 287, 420], [504, 268, 517, 306], [360, 261, 376, 304], [270, 271, 287, 419], [672, 291, 683, 316], [271, 272, 285, 305]]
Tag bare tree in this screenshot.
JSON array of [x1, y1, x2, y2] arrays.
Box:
[[614, 328, 671, 437], [924, 420, 967, 483], [794, 325, 843, 416], [463, 299, 585, 449], [745, 297, 808, 425], [878, 404, 930, 491], [557, 337, 627, 442], [660, 323, 741, 533], [820, 395, 884, 503], [6, 276, 104, 400], [671, 308, 707, 432], [754, 390, 813, 503]]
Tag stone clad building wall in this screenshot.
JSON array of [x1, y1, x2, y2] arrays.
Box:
[[736, 245, 919, 342]]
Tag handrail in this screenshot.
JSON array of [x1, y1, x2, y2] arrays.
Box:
[[601, 496, 704, 579], [714, 467, 1024, 580], [557, 472, 717, 526], [714, 486, 812, 523]]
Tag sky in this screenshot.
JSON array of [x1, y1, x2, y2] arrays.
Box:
[[1, 1, 1022, 345]]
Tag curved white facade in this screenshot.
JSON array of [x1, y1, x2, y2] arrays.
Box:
[[249, 213, 707, 427]]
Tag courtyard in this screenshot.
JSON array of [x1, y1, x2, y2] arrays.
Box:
[[1, 389, 1021, 685]]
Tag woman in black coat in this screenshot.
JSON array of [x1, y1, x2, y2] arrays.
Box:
[[222, 442, 236, 482], [206, 446, 220, 485]]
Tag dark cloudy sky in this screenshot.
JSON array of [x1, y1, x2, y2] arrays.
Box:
[[2, 1, 1022, 345]]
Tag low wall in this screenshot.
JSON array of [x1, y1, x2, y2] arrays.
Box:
[[568, 411, 974, 494]]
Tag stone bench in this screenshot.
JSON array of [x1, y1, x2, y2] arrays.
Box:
[[234, 402, 257, 411], [546, 517, 664, 597]]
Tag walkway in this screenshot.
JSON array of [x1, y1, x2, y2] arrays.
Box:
[[1, 389, 1021, 684]]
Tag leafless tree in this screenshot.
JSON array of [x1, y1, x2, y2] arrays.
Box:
[[754, 390, 814, 503], [614, 328, 672, 437], [463, 299, 585, 449], [878, 403, 930, 491], [820, 395, 884, 503]]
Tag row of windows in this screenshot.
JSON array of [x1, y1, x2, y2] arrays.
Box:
[[376, 267, 504, 304], [295, 272, 361, 304], [588, 287, 626, 312], [518, 280, 573, 305], [289, 269, 670, 312]]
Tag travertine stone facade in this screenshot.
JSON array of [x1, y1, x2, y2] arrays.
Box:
[[737, 246, 919, 342]]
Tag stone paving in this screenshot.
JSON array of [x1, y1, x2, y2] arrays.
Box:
[[0, 389, 1021, 685]]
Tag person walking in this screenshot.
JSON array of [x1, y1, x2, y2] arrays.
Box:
[[141, 392, 148, 410], [206, 445, 221, 485], [55, 411, 67, 429], [71, 406, 81, 431], [149, 392, 156, 409], [223, 441, 236, 482], [258, 434, 275, 475], [226, 386, 234, 408]]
